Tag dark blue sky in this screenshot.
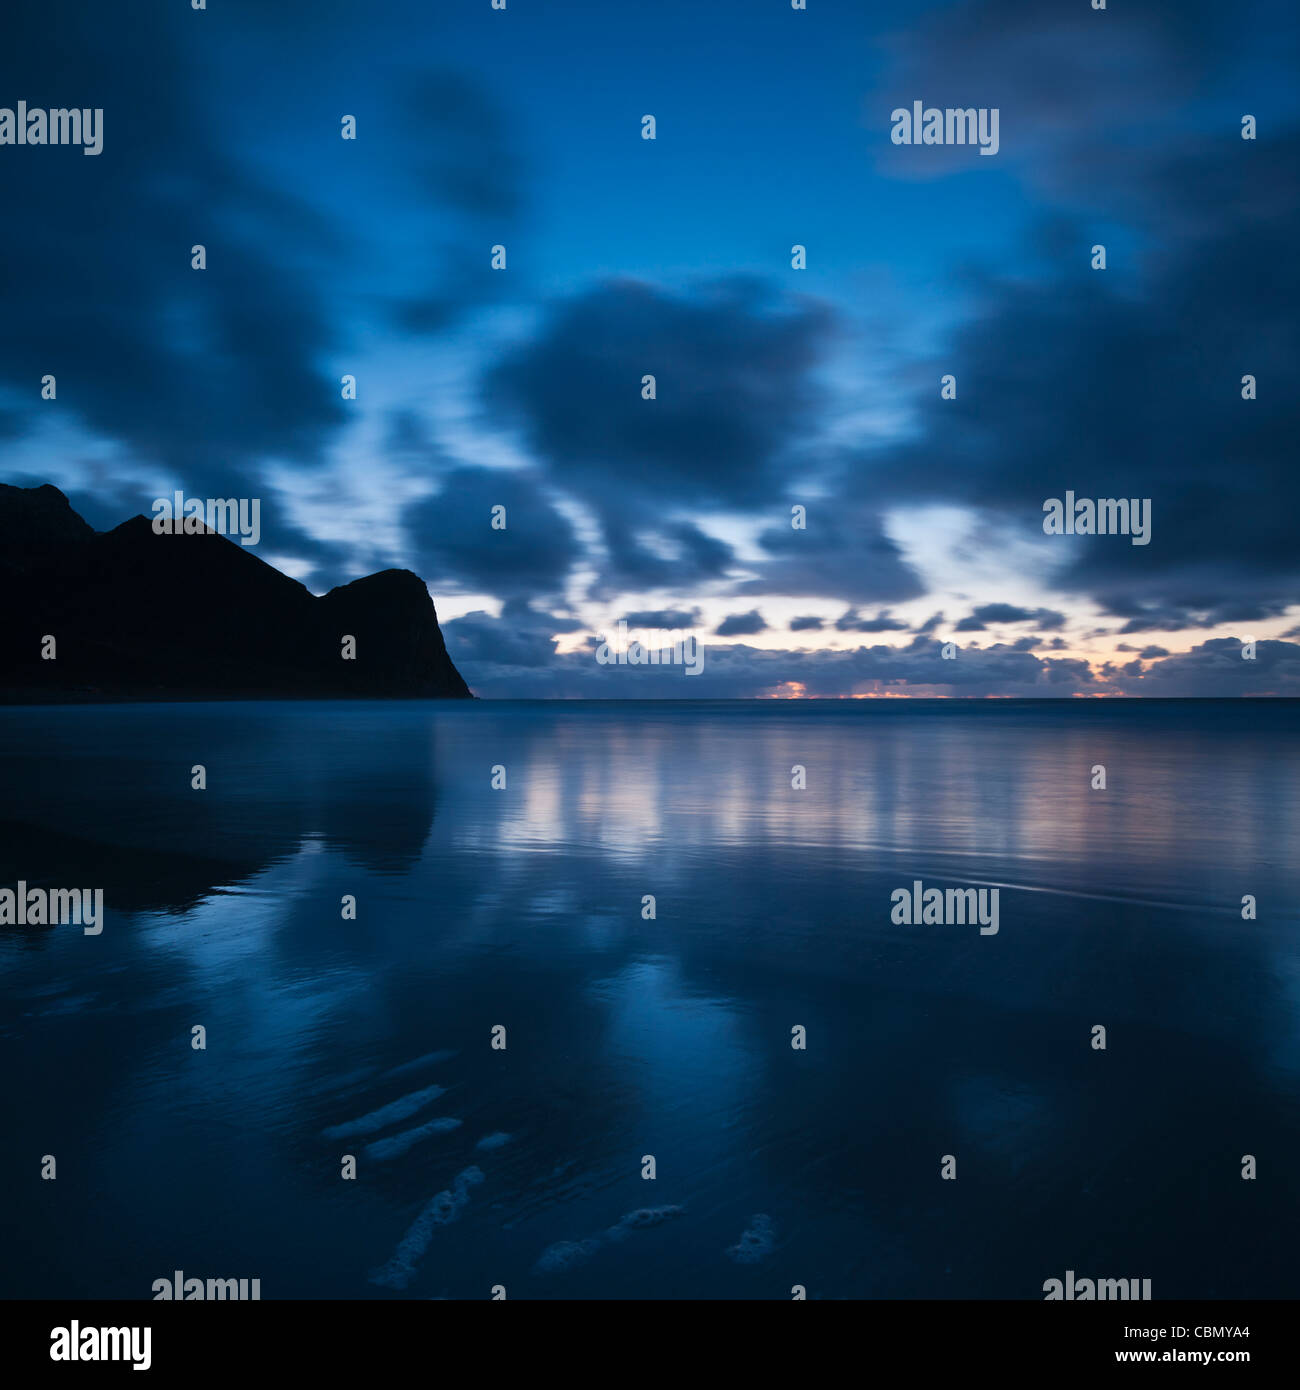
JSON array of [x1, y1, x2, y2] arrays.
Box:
[[2, 0, 1298, 695]]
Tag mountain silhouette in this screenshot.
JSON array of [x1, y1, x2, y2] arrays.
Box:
[[0, 484, 472, 701]]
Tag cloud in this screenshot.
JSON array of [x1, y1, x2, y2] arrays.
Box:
[[486, 277, 834, 509], [0, 11, 528, 571], [0, 6, 349, 544], [834, 608, 911, 633], [404, 464, 581, 600], [389, 73, 529, 333], [450, 631, 1103, 699], [846, 129, 1300, 629], [1116, 638, 1300, 696], [740, 504, 924, 605], [955, 603, 1067, 632], [442, 598, 583, 671], [594, 516, 736, 596], [871, 0, 1234, 184], [1104, 595, 1294, 635], [716, 610, 768, 637], [854, 0, 1298, 636], [623, 609, 702, 629]]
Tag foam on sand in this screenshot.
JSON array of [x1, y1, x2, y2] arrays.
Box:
[[727, 1213, 775, 1264], [321, 1083, 446, 1140], [604, 1205, 685, 1242], [383, 1049, 458, 1080], [365, 1116, 463, 1161], [535, 1202, 686, 1274], [369, 1166, 485, 1290], [534, 1238, 601, 1273]]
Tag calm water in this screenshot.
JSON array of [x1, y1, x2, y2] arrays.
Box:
[[1, 699, 1297, 1299]]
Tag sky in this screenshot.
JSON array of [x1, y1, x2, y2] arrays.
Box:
[[1, 0, 1298, 696]]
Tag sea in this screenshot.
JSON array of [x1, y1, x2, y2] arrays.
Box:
[[1, 699, 1296, 1299]]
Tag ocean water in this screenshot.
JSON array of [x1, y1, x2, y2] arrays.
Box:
[[1, 699, 1297, 1300]]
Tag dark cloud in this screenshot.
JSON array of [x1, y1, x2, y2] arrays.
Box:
[[0, 5, 348, 547], [1105, 595, 1294, 635], [1117, 638, 1300, 696], [857, 0, 1298, 637], [593, 515, 736, 597], [486, 277, 834, 509], [484, 277, 918, 605], [411, 601, 1300, 701], [389, 73, 528, 333], [872, 0, 1233, 183], [741, 505, 924, 605], [790, 616, 824, 632], [848, 129, 1300, 629], [404, 464, 581, 600], [716, 610, 768, 637], [442, 598, 583, 671], [955, 604, 1067, 632], [450, 630, 1104, 699], [0, 10, 527, 572], [623, 609, 702, 629], [834, 609, 910, 633]]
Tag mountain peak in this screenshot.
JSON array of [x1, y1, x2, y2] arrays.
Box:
[[0, 487, 472, 702]]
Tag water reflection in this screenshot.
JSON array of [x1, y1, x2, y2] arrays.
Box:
[[0, 700, 1297, 1298]]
